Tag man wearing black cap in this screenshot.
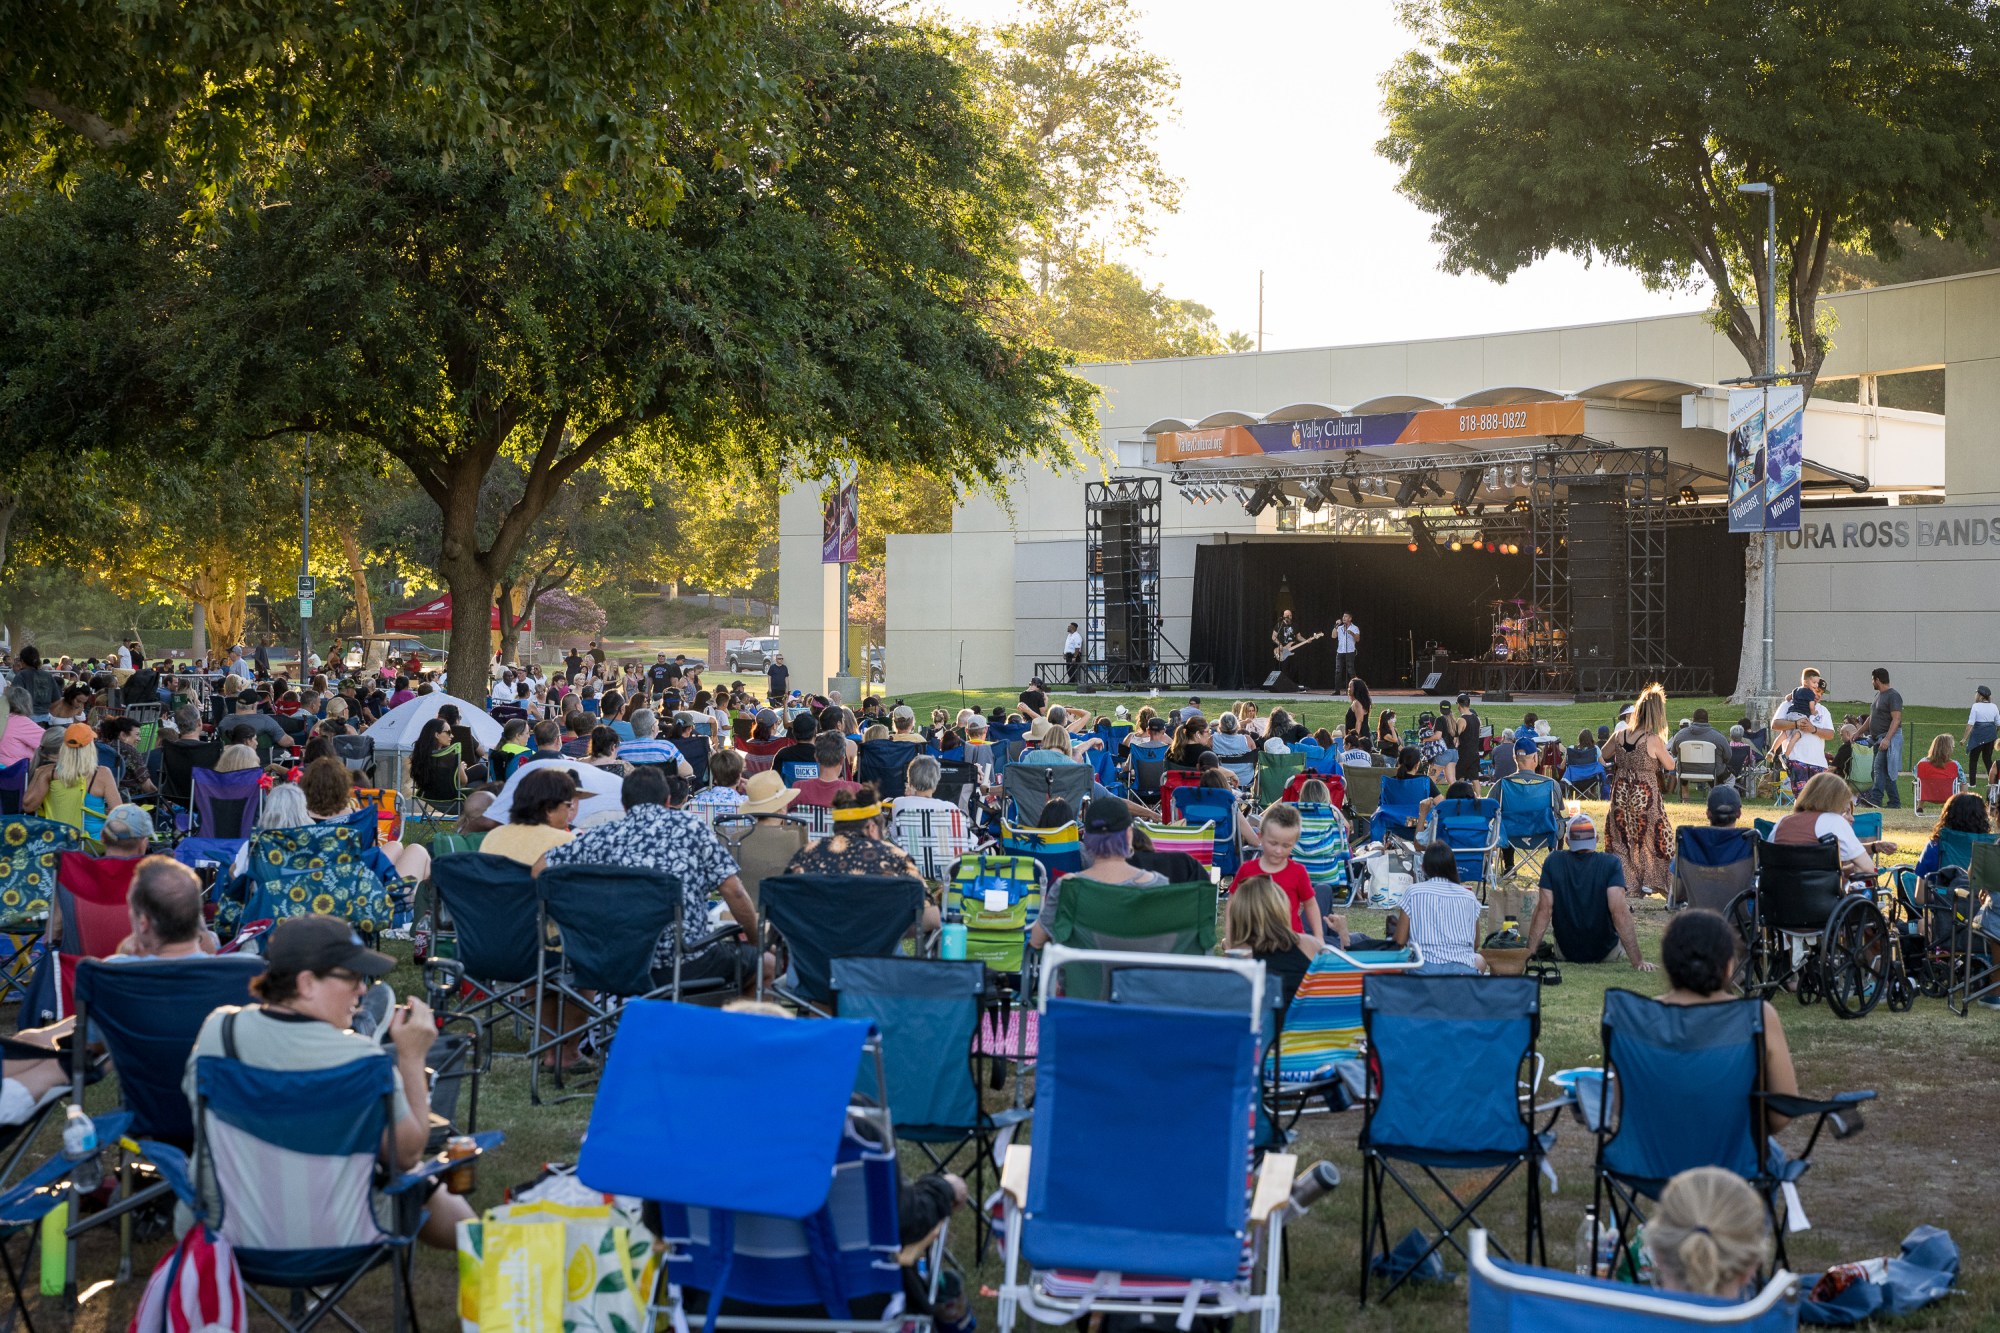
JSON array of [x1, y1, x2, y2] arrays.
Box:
[[182, 915, 473, 1248], [1018, 678, 1048, 719], [224, 684, 295, 753], [1705, 784, 1743, 828]]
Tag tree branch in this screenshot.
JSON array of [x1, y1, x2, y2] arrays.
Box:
[[24, 88, 137, 147]]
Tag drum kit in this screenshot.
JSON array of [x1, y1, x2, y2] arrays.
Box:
[[1488, 599, 1564, 661]]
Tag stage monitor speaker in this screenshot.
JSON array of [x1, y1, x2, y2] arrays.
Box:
[[1261, 670, 1302, 692], [1566, 483, 1627, 664]]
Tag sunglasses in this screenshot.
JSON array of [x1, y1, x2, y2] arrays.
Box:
[[321, 967, 369, 986]]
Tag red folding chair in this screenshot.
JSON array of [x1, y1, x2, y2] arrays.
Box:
[[53, 852, 142, 1017]]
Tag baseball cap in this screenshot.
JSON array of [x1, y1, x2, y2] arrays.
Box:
[[1706, 785, 1743, 821], [101, 804, 154, 842], [1979, 685, 1992, 699], [264, 914, 395, 978], [965, 714, 987, 733], [1514, 732, 1539, 753], [1146, 716, 1168, 732], [1566, 812, 1597, 849], [62, 722, 96, 748], [1081, 797, 1133, 834]]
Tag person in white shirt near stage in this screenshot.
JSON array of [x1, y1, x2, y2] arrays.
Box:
[[1063, 622, 1084, 684], [1334, 613, 1360, 686]]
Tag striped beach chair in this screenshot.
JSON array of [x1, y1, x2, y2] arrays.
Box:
[[1001, 819, 1084, 880], [1266, 945, 1422, 1129], [1136, 819, 1215, 871]]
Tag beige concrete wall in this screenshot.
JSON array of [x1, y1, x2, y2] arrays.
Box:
[[776, 484, 842, 696], [1774, 502, 2000, 705]]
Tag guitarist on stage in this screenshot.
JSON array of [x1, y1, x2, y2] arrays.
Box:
[[1271, 609, 1299, 660]]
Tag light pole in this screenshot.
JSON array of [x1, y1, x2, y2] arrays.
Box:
[[300, 432, 313, 673], [1737, 181, 1777, 700]]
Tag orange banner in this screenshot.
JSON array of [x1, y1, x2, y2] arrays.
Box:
[[1152, 400, 1587, 463]]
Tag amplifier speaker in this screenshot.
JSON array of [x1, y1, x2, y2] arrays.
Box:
[[1261, 670, 1302, 693], [1566, 483, 1626, 664]]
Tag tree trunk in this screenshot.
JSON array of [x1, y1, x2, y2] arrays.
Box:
[[337, 526, 376, 653], [1730, 537, 1767, 707], [191, 603, 208, 660], [497, 578, 521, 665], [0, 489, 18, 578]]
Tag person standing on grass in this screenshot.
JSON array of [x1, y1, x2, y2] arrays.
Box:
[[1603, 684, 1676, 898], [1963, 685, 1998, 797], [1857, 667, 1904, 809]]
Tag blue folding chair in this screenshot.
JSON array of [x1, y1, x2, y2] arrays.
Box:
[[999, 819, 1083, 880], [998, 946, 1292, 1333], [145, 1049, 499, 1333], [1082, 743, 1122, 796], [577, 1002, 939, 1333], [191, 765, 262, 839], [0, 1110, 132, 1327], [1496, 772, 1563, 885], [1428, 797, 1501, 896], [989, 723, 1032, 778], [857, 738, 922, 799], [1670, 825, 1757, 915], [0, 758, 28, 815], [1466, 1230, 1800, 1331], [761, 873, 928, 1011], [1359, 974, 1552, 1303], [1561, 746, 1608, 800], [777, 760, 821, 786], [1370, 775, 1432, 844], [833, 956, 1031, 1255], [1174, 786, 1244, 876], [63, 955, 265, 1297], [1595, 989, 1874, 1277]]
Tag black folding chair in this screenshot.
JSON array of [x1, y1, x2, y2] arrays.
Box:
[[760, 873, 927, 1012]]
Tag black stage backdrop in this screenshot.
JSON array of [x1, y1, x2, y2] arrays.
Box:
[[1190, 524, 1745, 693]]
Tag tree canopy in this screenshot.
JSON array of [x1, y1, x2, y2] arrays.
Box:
[[1379, 0, 2000, 382], [2, 0, 791, 216]]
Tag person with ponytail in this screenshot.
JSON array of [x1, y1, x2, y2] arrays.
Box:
[[1659, 909, 1799, 1130], [1646, 1167, 1773, 1297]]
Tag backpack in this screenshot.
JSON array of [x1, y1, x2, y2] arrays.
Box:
[[129, 1223, 247, 1333]]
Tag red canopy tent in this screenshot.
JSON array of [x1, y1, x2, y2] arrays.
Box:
[[381, 594, 528, 631]]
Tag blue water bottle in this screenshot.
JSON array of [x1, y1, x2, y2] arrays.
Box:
[[940, 907, 967, 960]]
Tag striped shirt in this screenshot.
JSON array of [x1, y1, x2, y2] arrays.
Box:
[[620, 737, 684, 765], [1402, 877, 1486, 970]]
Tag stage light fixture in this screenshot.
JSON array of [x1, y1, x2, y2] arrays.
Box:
[[1503, 465, 1517, 489], [1244, 481, 1281, 516], [1453, 470, 1481, 507], [1678, 485, 1700, 505], [1406, 542, 1419, 552], [1484, 466, 1500, 492], [1473, 503, 1487, 517], [1407, 515, 1438, 556], [1449, 540, 1462, 552], [1394, 473, 1422, 505], [1347, 478, 1365, 507], [1508, 497, 1531, 514], [1452, 502, 1468, 516]]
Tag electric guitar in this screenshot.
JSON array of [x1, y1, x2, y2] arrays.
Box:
[[1273, 630, 1326, 663]]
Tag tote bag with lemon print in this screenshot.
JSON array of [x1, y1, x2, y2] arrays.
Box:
[[456, 1199, 658, 1333]]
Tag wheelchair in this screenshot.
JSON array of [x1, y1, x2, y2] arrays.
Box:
[[1727, 839, 1899, 1019], [1887, 865, 1981, 1008]]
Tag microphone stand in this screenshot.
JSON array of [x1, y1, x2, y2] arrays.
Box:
[[958, 639, 966, 713]]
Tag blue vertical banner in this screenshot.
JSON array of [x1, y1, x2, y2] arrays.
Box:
[[1762, 385, 1805, 532], [1726, 387, 1767, 534]]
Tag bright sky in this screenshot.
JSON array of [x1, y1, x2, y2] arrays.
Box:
[[923, 0, 1713, 350]]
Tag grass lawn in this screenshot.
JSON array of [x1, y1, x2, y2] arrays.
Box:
[[24, 682, 1996, 1329]]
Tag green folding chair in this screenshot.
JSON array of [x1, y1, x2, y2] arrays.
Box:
[[1256, 752, 1307, 806], [1044, 878, 1218, 1000]]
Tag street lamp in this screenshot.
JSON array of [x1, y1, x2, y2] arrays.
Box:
[[1738, 181, 1777, 700]]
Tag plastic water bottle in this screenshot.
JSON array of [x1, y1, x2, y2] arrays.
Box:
[[1575, 1207, 1622, 1278], [64, 1104, 102, 1193], [940, 909, 967, 961], [1574, 1208, 1597, 1275]]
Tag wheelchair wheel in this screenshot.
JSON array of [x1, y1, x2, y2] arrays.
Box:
[[1724, 890, 1765, 993], [1820, 894, 1892, 1019], [1885, 965, 1917, 1013]]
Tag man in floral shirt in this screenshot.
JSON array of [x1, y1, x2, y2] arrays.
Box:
[[542, 766, 766, 989]]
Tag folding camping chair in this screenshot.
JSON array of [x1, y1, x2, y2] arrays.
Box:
[[1173, 785, 1244, 876], [1561, 746, 1608, 800], [1466, 1230, 1800, 1331], [1669, 825, 1757, 914], [1134, 819, 1215, 873], [833, 956, 1032, 1256], [576, 1002, 946, 1333], [145, 1047, 500, 1333], [857, 739, 923, 799], [536, 862, 742, 1103], [1594, 989, 1875, 1276], [933, 759, 982, 813], [158, 739, 225, 832], [1370, 775, 1433, 845], [760, 873, 929, 1012], [213, 824, 399, 945], [950, 853, 1047, 978], [1266, 945, 1421, 1134], [1427, 797, 1501, 899], [0, 758, 27, 815], [1358, 974, 1553, 1304], [1000, 819, 1083, 880], [712, 814, 811, 911], [1256, 751, 1307, 807], [890, 805, 980, 881], [62, 955, 266, 1298], [0, 1110, 133, 1333], [1342, 764, 1385, 826], [49, 851, 143, 1018], [1295, 803, 1355, 912], [1496, 772, 1563, 886], [1944, 842, 2000, 1014], [998, 945, 1292, 1333], [424, 852, 546, 1076], [0, 816, 83, 1006], [331, 733, 375, 781], [1128, 754, 1167, 807], [675, 733, 713, 788], [1040, 878, 1218, 999], [1002, 763, 1092, 827], [190, 765, 262, 840]]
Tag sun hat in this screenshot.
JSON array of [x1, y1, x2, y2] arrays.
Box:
[[1028, 716, 1052, 741], [739, 770, 800, 815]]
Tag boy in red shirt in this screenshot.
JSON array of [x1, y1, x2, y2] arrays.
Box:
[[1229, 802, 1345, 948]]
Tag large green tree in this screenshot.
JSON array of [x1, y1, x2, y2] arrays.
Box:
[[2, 0, 790, 216], [1379, 0, 2000, 697], [132, 5, 1096, 678]]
